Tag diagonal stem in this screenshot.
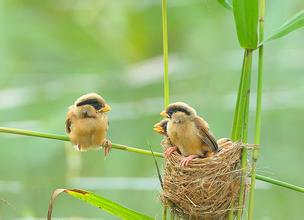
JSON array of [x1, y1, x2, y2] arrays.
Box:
[[1, 127, 303, 193], [0, 127, 163, 158]]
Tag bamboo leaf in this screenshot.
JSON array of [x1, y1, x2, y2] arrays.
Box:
[[217, 0, 232, 10], [263, 10, 304, 44], [232, 0, 259, 49], [47, 189, 154, 220]]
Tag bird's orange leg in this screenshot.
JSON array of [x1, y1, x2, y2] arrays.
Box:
[[180, 155, 200, 166], [164, 146, 178, 157], [102, 139, 112, 156]]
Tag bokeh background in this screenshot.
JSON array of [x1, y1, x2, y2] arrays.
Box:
[[1, 0, 303, 219]]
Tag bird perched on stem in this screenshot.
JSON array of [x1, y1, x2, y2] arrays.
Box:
[[160, 102, 219, 166], [65, 93, 112, 156]]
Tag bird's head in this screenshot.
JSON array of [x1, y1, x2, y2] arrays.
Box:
[[160, 102, 197, 123], [153, 119, 169, 135], [75, 93, 111, 114]]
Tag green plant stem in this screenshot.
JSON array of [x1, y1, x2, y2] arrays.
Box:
[[231, 52, 246, 140], [234, 50, 253, 142], [162, 0, 170, 107], [0, 127, 163, 158], [1, 127, 304, 193], [229, 48, 253, 220], [254, 174, 304, 193], [248, 1, 265, 219], [162, 1, 169, 218], [170, 212, 175, 220], [236, 49, 253, 220], [163, 206, 167, 220]]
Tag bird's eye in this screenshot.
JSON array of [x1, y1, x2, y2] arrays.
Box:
[[168, 110, 173, 118], [93, 103, 102, 110]]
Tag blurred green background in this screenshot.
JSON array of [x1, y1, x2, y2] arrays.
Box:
[[0, 0, 303, 219]]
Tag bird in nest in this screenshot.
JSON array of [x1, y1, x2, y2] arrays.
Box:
[[65, 93, 112, 156], [153, 119, 170, 137], [159, 102, 219, 166]]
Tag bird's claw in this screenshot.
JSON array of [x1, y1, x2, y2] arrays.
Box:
[[164, 146, 177, 157], [102, 139, 112, 156], [180, 155, 199, 166]]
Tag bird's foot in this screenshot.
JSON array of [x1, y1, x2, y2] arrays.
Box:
[[164, 146, 177, 157], [102, 139, 112, 156], [180, 155, 199, 166]]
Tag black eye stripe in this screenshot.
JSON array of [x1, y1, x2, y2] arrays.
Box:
[[167, 106, 191, 117], [76, 99, 103, 110]]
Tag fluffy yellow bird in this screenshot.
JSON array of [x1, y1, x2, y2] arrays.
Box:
[[160, 102, 219, 166], [65, 93, 112, 156]]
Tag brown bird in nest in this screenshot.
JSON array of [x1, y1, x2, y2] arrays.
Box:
[[65, 93, 112, 156], [160, 102, 219, 166], [153, 119, 170, 136]]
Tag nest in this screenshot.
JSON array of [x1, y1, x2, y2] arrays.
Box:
[[161, 138, 247, 220]]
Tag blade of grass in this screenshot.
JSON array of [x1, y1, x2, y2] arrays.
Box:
[[47, 189, 153, 220], [248, 0, 265, 219], [262, 10, 304, 44], [1, 127, 303, 192], [232, 0, 259, 49], [149, 144, 163, 189]]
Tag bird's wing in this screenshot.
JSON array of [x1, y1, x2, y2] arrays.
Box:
[[194, 117, 219, 152], [65, 118, 72, 133], [65, 107, 75, 134]]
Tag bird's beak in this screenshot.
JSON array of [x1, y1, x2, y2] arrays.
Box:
[[153, 123, 164, 134], [160, 110, 169, 118], [100, 104, 111, 113]]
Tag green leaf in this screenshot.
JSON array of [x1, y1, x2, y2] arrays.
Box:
[[263, 10, 304, 44], [232, 0, 259, 49], [48, 189, 154, 220], [217, 0, 232, 10]]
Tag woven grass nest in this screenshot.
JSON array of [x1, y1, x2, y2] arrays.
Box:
[[161, 137, 247, 220]]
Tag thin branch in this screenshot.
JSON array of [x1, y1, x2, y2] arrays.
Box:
[[255, 174, 304, 193]]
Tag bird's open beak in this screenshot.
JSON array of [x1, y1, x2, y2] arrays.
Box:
[[153, 123, 164, 134], [100, 104, 111, 113], [160, 110, 169, 118]]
